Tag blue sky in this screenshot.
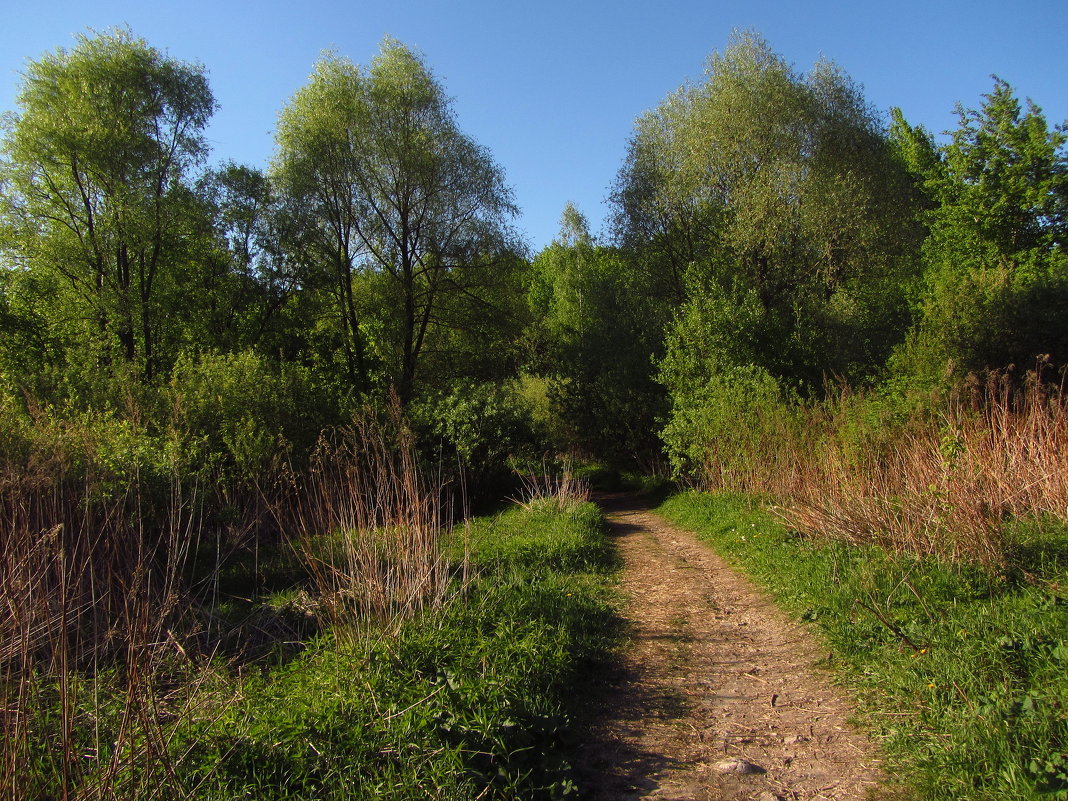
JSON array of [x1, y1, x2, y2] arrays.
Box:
[[2, 0, 1065, 250]]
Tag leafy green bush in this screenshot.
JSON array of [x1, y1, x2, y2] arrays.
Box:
[[659, 363, 799, 488], [413, 379, 538, 500], [168, 350, 336, 476], [893, 262, 1068, 389]]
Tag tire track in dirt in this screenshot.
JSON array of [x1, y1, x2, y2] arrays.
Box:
[[574, 493, 884, 801]]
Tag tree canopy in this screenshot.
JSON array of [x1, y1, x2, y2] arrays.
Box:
[[612, 31, 922, 389], [1, 26, 1066, 477], [892, 79, 1068, 383], [272, 39, 523, 403], [0, 28, 215, 382]]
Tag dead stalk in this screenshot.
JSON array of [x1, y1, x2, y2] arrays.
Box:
[[277, 401, 460, 641], [698, 371, 1068, 568]]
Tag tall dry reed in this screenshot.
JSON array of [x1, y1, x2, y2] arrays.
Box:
[[798, 375, 1068, 567], [280, 403, 456, 638], [691, 371, 1068, 567], [511, 458, 591, 510], [0, 449, 206, 800]]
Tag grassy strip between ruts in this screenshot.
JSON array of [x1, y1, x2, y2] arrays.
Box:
[[163, 499, 618, 800], [657, 491, 1068, 801]]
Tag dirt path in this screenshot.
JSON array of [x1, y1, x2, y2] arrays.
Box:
[[574, 494, 884, 801]]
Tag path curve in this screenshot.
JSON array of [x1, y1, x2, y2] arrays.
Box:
[[575, 493, 884, 801]]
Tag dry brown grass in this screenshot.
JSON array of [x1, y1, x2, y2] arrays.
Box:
[[693, 372, 1068, 568], [278, 402, 457, 640]]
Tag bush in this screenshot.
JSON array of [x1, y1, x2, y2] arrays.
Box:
[[413, 380, 538, 502], [660, 363, 800, 490], [168, 350, 336, 476], [893, 261, 1068, 389]]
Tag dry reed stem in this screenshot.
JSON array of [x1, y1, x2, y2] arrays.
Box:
[[0, 452, 207, 800], [698, 372, 1068, 568], [512, 458, 591, 510], [279, 401, 457, 640]]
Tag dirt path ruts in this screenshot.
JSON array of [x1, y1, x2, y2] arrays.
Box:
[[574, 494, 884, 801]]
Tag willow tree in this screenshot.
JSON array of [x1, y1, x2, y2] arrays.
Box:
[[609, 32, 924, 477], [615, 30, 921, 388], [273, 39, 520, 402], [0, 29, 215, 383]]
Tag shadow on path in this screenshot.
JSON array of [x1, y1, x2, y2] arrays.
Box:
[[571, 492, 697, 800]]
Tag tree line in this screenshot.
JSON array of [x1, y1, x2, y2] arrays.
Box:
[[535, 31, 1067, 473], [1, 28, 1066, 481]]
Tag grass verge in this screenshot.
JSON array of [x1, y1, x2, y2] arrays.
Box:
[[167, 498, 618, 800], [658, 491, 1068, 801]]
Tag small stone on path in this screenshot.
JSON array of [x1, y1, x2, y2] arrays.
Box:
[[714, 758, 766, 775]]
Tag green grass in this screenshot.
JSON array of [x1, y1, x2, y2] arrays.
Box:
[[570, 461, 676, 500], [164, 499, 619, 800], [658, 491, 1068, 801]]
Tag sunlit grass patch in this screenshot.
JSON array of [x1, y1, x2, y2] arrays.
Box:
[[170, 499, 619, 800]]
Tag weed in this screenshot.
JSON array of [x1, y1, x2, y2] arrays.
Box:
[[277, 403, 455, 641]]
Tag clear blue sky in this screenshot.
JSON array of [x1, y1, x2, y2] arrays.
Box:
[[2, 0, 1065, 251]]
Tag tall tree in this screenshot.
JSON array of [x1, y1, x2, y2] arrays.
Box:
[[0, 29, 215, 382], [272, 39, 521, 402], [894, 80, 1068, 381], [613, 30, 921, 387], [527, 205, 666, 465]]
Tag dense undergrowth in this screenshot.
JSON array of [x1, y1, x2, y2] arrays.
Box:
[[0, 379, 618, 801], [659, 491, 1068, 800], [665, 370, 1068, 570]]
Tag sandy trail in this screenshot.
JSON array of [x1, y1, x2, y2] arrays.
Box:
[[574, 494, 884, 801]]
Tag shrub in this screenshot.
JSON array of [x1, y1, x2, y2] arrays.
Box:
[[413, 380, 538, 501], [168, 350, 335, 476], [660, 363, 800, 491]]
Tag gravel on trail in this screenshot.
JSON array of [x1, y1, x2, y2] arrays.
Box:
[[573, 493, 886, 801]]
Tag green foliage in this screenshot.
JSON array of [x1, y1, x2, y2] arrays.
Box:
[[659, 362, 798, 483], [272, 39, 523, 402], [894, 80, 1068, 385], [527, 209, 666, 466], [613, 30, 920, 389], [612, 32, 923, 476], [0, 28, 216, 382], [0, 381, 175, 501], [186, 163, 306, 355], [569, 461, 676, 500], [412, 379, 538, 500], [421, 381, 535, 466], [170, 501, 618, 800], [660, 492, 1068, 800], [0, 378, 32, 457], [465, 499, 616, 575], [168, 349, 337, 475], [658, 280, 779, 384]]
